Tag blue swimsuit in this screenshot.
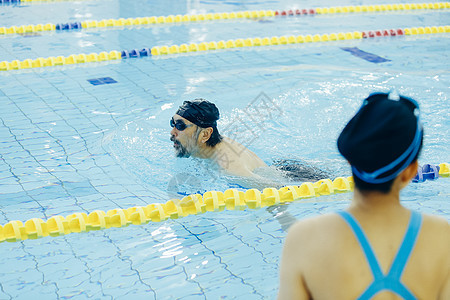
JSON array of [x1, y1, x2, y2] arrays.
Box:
[[337, 211, 422, 300]]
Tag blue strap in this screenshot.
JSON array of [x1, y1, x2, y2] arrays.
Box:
[[337, 211, 384, 280], [337, 211, 422, 300], [387, 211, 422, 280], [360, 278, 416, 299]]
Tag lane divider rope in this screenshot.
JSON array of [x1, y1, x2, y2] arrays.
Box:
[[0, 163, 448, 243], [0, 0, 93, 4], [0, 0, 92, 3], [1, 26, 449, 72], [0, 2, 448, 35]]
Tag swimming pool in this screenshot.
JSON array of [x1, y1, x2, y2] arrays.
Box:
[[0, 0, 449, 298]]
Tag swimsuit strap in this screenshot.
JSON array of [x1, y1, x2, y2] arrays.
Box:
[[387, 211, 422, 280], [337, 211, 384, 279], [337, 211, 422, 300]]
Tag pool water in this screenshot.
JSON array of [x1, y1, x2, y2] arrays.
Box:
[[0, 0, 449, 299]]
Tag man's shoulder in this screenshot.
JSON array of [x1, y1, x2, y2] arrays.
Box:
[[216, 137, 267, 172], [220, 137, 246, 153]]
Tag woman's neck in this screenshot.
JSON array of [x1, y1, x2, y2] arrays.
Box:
[[348, 186, 411, 220]]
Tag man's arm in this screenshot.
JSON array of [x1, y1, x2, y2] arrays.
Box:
[[278, 222, 311, 300]]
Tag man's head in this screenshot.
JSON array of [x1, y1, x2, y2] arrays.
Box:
[[337, 92, 423, 193], [170, 99, 223, 158]]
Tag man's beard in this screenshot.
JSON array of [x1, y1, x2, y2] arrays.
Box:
[[171, 136, 191, 158]]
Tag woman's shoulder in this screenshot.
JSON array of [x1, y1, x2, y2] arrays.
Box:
[[284, 213, 354, 268], [421, 213, 449, 233], [421, 212, 449, 225], [420, 213, 450, 243], [288, 213, 341, 230], [286, 213, 345, 244]]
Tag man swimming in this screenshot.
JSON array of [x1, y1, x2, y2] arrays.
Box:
[[170, 99, 268, 178], [170, 98, 325, 232]]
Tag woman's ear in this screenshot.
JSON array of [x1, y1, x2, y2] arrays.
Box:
[[401, 160, 419, 183]]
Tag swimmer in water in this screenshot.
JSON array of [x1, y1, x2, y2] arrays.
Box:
[[170, 98, 324, 231], [170, 99, 267, 178]]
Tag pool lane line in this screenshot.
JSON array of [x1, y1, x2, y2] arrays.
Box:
[[341, 47, 391, 63], [0, 2, 449, 35], [1, 26, 449, 72], [0, 163, 448, 243]]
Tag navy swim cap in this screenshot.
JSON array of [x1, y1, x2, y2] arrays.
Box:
[[175, 99, 220, 128], [337, 92, 423, 184]]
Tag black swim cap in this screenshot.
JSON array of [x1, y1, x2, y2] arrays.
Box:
[[175, 99, 220, 128], [337, 92, 423, 184]]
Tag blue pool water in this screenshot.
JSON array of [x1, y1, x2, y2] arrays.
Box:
[[0, 0, 449, 299]]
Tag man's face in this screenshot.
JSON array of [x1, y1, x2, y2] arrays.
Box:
[[170, 114, 199, 158]]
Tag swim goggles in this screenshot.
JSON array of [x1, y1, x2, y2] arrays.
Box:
[[352, 92, 423, 184], [170, 118, 194, 131]]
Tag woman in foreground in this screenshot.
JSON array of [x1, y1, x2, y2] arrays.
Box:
[[278, 92, 449, 299]]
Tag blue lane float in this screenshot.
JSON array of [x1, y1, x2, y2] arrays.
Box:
[[55, 22, 82, 30], [413, 164, 441, 183], [0, 0, 21, 4], [120, 48, 152, 59]]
